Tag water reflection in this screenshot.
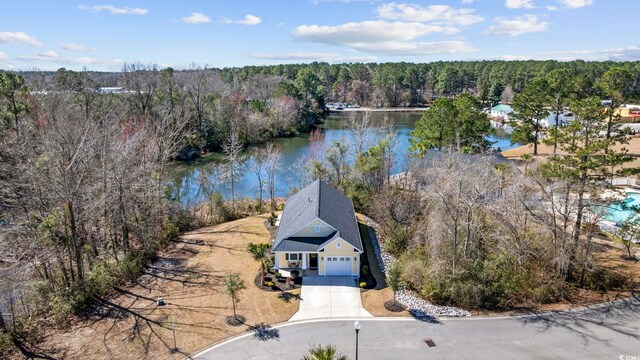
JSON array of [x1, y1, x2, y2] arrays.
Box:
[[170, 112, 517, 205]]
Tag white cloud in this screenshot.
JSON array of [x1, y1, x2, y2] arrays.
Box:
[[545, 45, 640, 61], [486, 54, 534, 60], [292, 20, 477, 56], [38, 50, 59, 58], [10, 54, 123, 70], [78, 4, 148, 15], [61, 43, 93, 51], [293, 21, 451, 45], [311, 0, 380, 3], [179, 12, 211, 24], [505, 0, 535, 9], [237, 14, 262, 26], [376, 3, 484, 27], [249, 51, 377, 63], [351, 40, 478, 55], [557, 0, 593, 8], [0, 32, 43, 47], [0, 52, 7, 60], [484, 15, 549, 36], [546, 5, 558, 10], [223, 14, 262, 26], [462, 0, 475, 3]]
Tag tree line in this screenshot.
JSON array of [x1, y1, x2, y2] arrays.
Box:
[[1, 59, 639, 356]]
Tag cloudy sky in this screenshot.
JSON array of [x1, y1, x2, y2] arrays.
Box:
[[0, 0, 638, 71]]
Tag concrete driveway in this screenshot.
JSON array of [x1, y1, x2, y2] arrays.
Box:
[[289, 277, 373, 321]]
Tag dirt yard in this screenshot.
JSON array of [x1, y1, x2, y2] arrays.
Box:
[[30, 215, 299, 360]]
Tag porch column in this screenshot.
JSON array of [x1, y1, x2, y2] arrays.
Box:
[[275, 254, 279, 270], [302, 253, 307, 269]]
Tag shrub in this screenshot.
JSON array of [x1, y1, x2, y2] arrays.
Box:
[[0, 331, 12, 354], [359, 281, 367, 288], [268, 212, 277, 226], [401, 259, 427, 292], [585, 268, 629, 292], [85, 262, 119, 296], [290, 269, 300, 279], [161, 217, 180, 245], [532, 279, 567, 304], [50, 287, 87, 323], [384, 221, 410, 256], [267, 281, 276, 288], [361, 265, 370, 278], [119, 253, 144, 281], [274, 272, 282, 279]]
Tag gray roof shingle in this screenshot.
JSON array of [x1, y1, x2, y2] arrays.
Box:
[[273, 180, 363, 252]]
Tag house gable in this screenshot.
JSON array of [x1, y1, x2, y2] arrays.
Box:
[[319, 236, 361, 255], [288, 218, 336, 238], [273, 180, 364, 253]]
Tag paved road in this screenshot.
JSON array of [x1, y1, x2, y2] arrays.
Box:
[[191, 298, 640, 360], [290, 277, 372, 321]]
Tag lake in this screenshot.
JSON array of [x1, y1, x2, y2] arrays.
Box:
[[170, 111, 517, 205]]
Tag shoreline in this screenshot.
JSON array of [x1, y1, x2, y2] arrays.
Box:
[[330, 107, 428, 113]]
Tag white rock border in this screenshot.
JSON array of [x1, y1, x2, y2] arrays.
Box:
[[362, 215, 471, 318]]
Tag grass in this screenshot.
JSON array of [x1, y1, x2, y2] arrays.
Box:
[[33, 215, 299, 360]]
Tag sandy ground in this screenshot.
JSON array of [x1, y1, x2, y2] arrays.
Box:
[[502, 135, 640, 159], [27, 215, 299, 360]]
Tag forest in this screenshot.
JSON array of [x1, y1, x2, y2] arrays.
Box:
[[1, 59, 639, 356]]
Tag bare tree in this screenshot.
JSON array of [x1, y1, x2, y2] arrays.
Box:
[[251, 148, 266, 212], [223, 128, 244, 213], [264, 142, 283, 210], [199, 163, 222, 222], [122, 62, 159, 120]]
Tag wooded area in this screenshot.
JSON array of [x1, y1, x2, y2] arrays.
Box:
[[1, 59, 639, 357]]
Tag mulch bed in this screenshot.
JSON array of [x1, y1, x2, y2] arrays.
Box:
[[226, 315, 246, 326], [253, 271, 299, 292], [384, 300, 407, 313]]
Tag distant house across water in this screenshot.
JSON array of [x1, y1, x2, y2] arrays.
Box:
[[489, 104, 514, 122], [97, 87, 135, 94]]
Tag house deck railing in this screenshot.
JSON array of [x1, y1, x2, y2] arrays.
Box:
[[612, 177, 637, 187]]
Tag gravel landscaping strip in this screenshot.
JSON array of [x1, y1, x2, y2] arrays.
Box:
[[362, 215, 471, 318]]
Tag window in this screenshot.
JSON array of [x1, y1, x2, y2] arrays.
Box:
[[314, 225, 321, 233], [286, 253, 301, 261], [336, 241, 341, 248]]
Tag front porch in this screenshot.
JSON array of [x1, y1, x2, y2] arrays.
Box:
[[275, 252, 320, 277], [278, 268, 319, 277]]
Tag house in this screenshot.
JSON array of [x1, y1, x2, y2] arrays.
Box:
[[389, 150, 514, 191], [539, 111, 575, 128], [272, 180, 363, 277], [490, 104, 514, 122], [616, 104, 640, 122]]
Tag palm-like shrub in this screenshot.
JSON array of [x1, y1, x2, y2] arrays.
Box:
[[247, 242, 271, 286], [302, 344, 348, 360]]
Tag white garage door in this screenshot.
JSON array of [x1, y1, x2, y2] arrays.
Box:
[[325, 256, 352, 276]]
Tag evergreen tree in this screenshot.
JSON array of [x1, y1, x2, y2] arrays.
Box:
[[511, 78, 550, 155], [543, 97, 633, 282]]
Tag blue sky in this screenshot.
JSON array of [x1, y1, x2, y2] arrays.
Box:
[[0, 0, 638, 71]]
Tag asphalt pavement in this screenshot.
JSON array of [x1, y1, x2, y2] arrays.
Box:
[[191, 297, 640, 360]]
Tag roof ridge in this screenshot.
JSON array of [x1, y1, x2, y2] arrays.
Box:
[[316, 179, 321, 218]]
